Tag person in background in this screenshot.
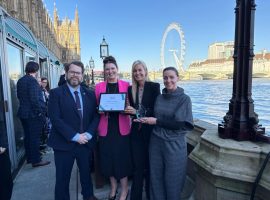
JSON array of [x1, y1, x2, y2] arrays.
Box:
[[41, 77, 50, 104], [137, 66, 194, 200], [37, 76, 42, 86], [40, 77, 51, 151], [17, 61, 50, 168], [0, 109, 13, 200], [95, 56, 132, 200], [48, 61, 100, 200], [58, 63, 69, 86], [41, 77, 50, 92], [0, 72, 13, 200], [124, 60, 160, 200]]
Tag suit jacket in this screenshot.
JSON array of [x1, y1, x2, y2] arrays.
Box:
[[17, 75, 46, 119], [128, 81, 160, 138], [47, 84, 100, 151], [95, 80, 131, 136]]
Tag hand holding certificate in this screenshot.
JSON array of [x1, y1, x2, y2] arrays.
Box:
[[98, 93, 127, 112]]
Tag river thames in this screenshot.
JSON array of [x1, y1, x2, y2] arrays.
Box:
[[177, 78, 270, 135]]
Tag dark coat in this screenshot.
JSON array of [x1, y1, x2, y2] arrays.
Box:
[[17, 75, 46, 119], [0, 131, 8, 148], [47, 84, 100, 151], [57, 74, 66, 86], [128, 81, 160, 138], [0, 102, 7, 148]]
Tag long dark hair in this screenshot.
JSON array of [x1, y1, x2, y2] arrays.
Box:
[[41, 77, 50, 91]]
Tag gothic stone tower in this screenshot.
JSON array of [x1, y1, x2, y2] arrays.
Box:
[[54, 4, 81, 63]]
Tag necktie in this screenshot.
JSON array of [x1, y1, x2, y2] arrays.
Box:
[[74, 91, 83, 133]]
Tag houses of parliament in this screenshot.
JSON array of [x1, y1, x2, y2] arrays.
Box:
[[0, 0, 81, 63]]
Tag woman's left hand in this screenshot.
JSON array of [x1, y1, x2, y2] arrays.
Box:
[[0, 147, 6, 154], [139, 117, 157, 125], [124, 106, 136, 115]]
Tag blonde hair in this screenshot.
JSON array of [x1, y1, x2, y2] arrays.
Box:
[[131, 60, 149, 104]]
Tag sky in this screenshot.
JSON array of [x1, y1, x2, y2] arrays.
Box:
[[44, 0, 270, 72]]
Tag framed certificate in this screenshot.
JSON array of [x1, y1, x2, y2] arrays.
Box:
[[98, 93, 127, 112]]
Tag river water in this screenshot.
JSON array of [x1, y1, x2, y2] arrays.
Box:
[[175, 78, 270, 135]]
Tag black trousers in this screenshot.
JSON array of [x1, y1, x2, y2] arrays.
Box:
[[130, 136, 150, 200], [0, 151, 13, 200], [20, 116, 44, 164], [54, 145, 94, 200]]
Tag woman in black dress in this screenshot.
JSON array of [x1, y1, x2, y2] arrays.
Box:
[[125, 60, 160, 200], [95, 56, 132, 200]]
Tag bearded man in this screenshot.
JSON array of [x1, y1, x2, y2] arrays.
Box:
[[48, 61, 100, 200]]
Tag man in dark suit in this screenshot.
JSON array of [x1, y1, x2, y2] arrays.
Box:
[[17, 61, 50, 167], [48, 61, 100, 200]]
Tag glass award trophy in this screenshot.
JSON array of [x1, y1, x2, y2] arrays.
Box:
[[136, 104, 147, 119]]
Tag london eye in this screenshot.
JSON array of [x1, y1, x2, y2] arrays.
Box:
[[160, 22, 186, 73]]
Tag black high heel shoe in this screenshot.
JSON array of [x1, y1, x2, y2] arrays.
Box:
[[108, 190, 117, 200], [108, 195, 116, 200]]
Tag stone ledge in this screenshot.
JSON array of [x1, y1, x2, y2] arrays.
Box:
[[189, 126, 270, 199], [186, 119, 216, 147]]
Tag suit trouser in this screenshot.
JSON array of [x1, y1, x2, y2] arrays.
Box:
[[149, 135, 187, 200], [130, 136, 150, 200], [54, 145, 94, 200], [20, 116, 44, 164], [0, 151, 13, 200]]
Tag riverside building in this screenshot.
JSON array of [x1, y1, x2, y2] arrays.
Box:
[[0, 0, 81, 172], [185, 41, 270, 80]]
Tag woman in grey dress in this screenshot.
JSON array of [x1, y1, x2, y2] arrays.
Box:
[[136, 66, 194, 200]]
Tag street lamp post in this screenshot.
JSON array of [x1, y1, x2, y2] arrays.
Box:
[[100, 36, 109, 80], [218, 0, 269, 142], [89, 57, 95, 85], [85, 64, 90, 86]]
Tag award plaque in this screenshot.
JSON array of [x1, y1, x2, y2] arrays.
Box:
[[98, 93, 127, 112]]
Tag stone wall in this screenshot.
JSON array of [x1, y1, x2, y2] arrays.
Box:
[[0, 0, 81, 62], [188, 120, 270, 200]]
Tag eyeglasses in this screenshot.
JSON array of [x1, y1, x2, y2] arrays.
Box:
[[68, 71, 82, 76], [41, 81, 47, 84]]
